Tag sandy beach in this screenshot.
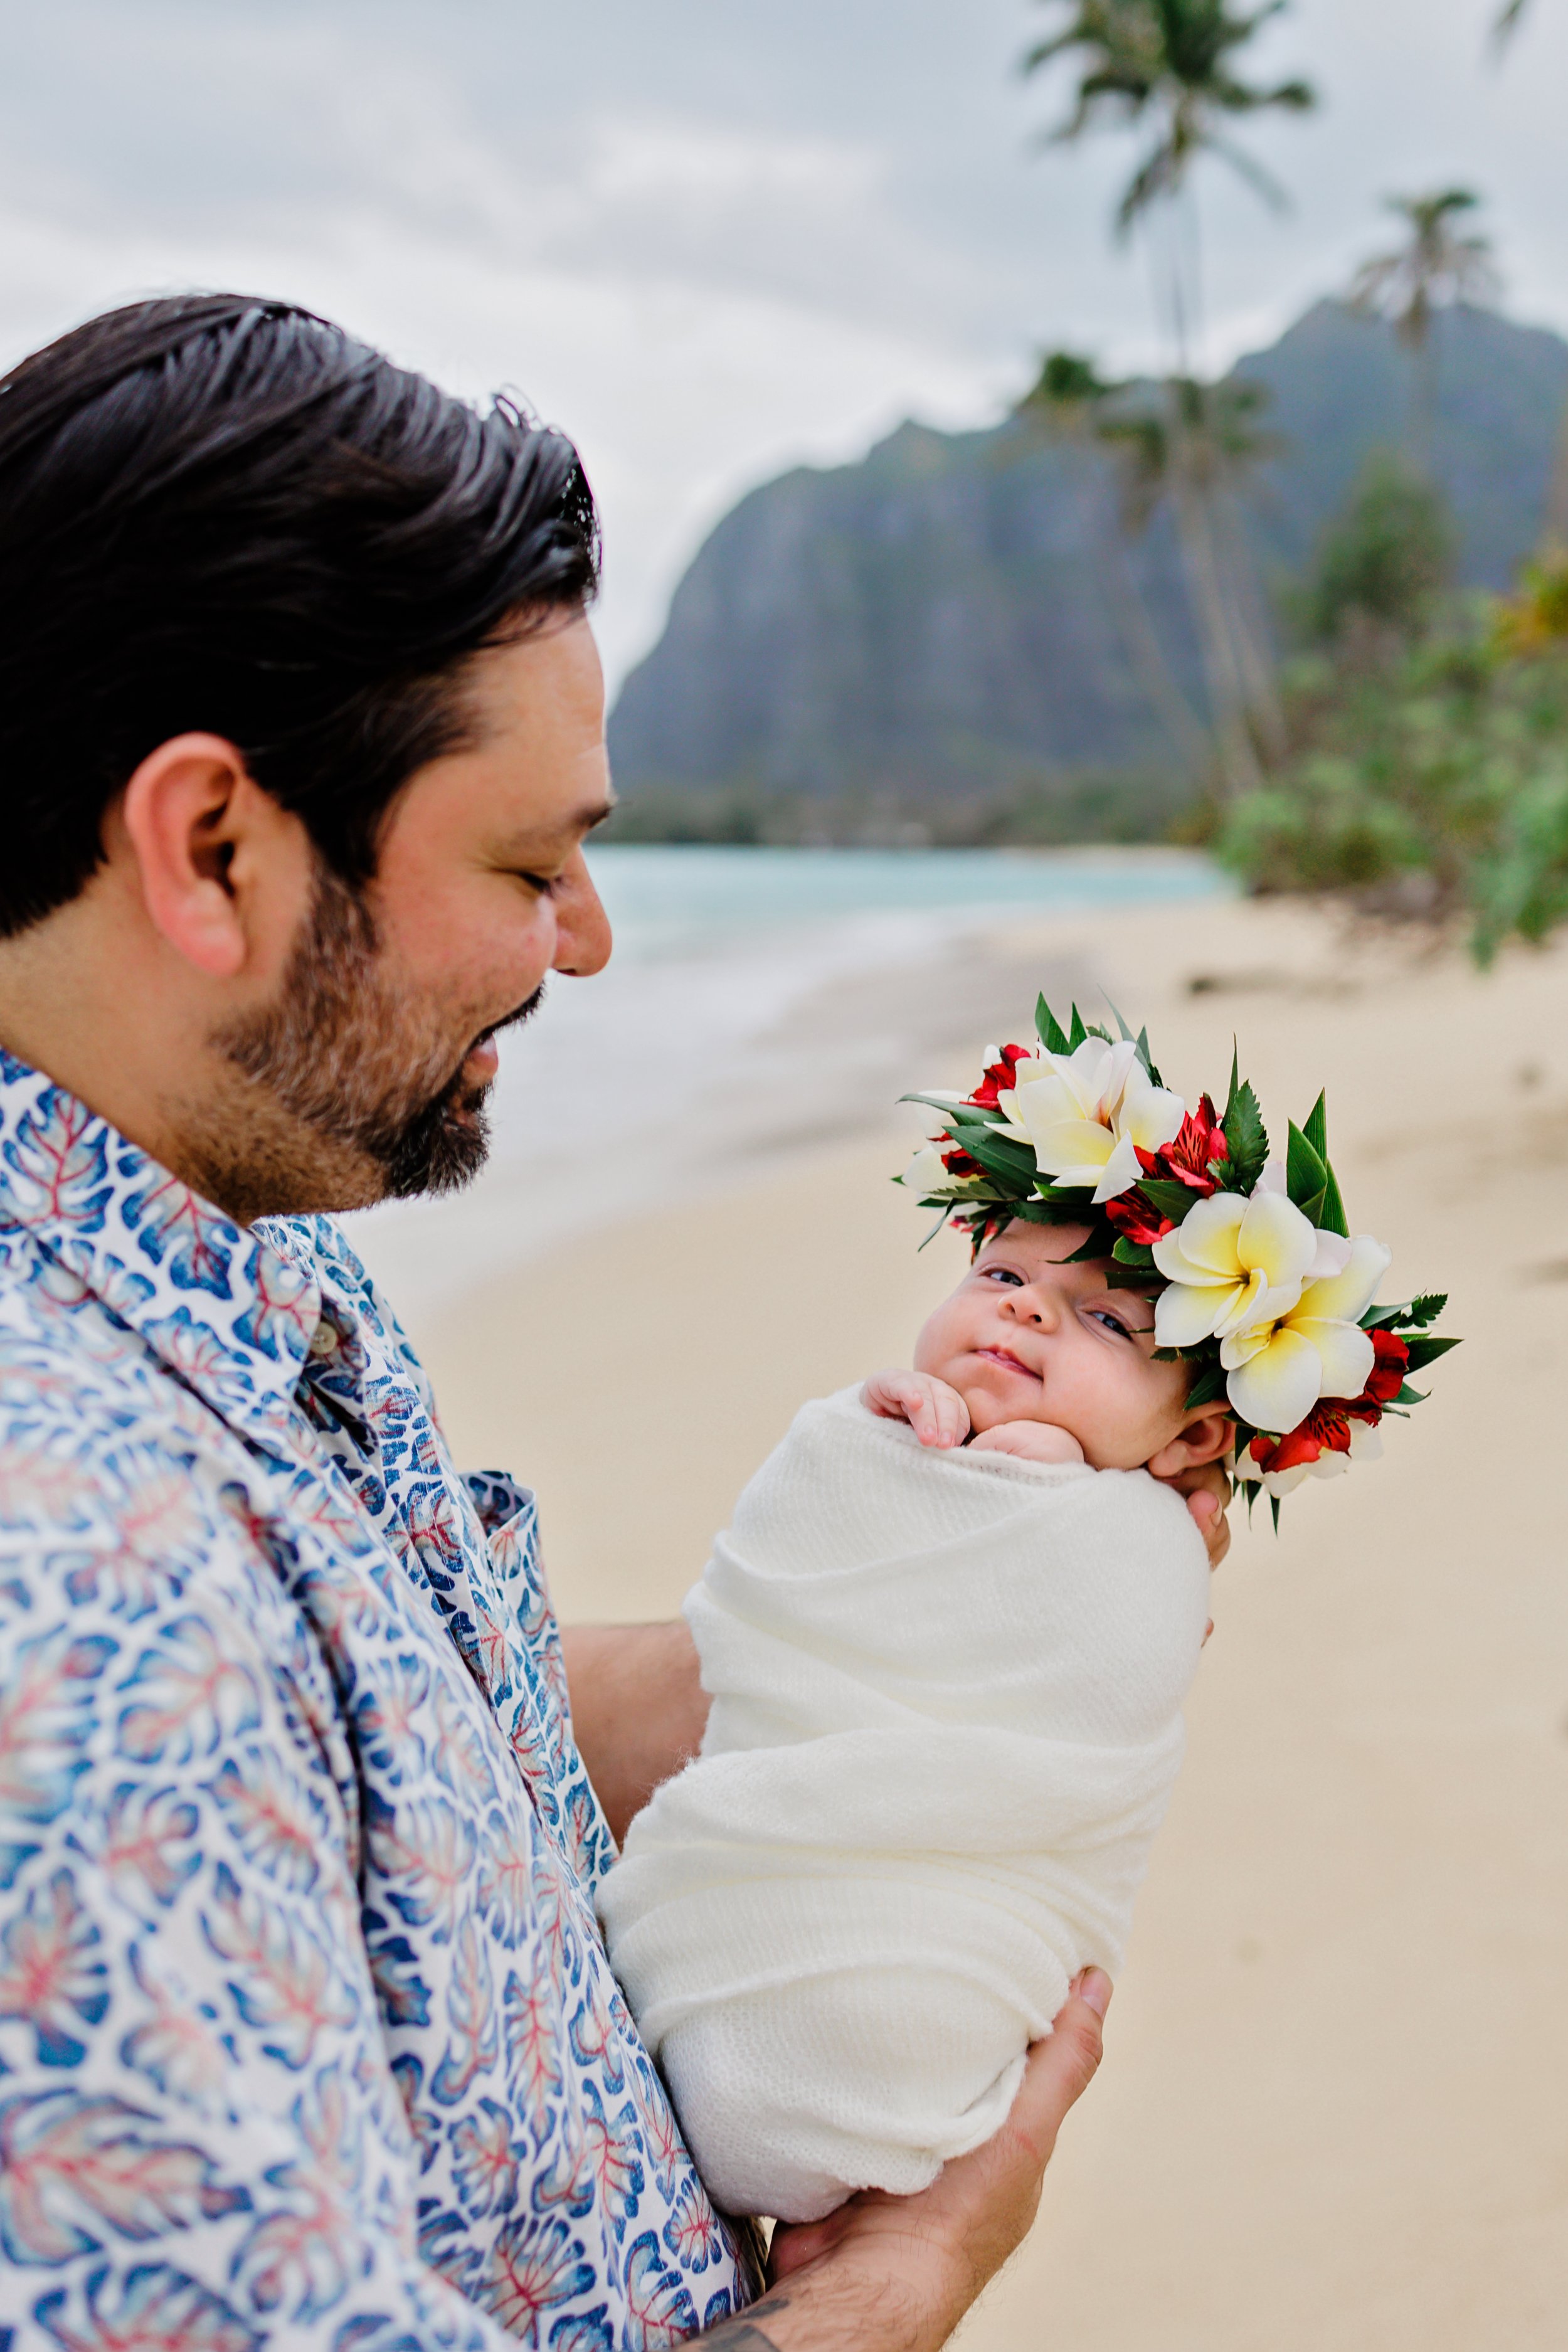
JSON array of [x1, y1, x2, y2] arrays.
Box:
[[410, 887, 1568, 2351]]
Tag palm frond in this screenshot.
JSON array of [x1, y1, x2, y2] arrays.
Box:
[[1347, 253, 1404, 312], [1206, 131, 1291, 211], [1115, 137, 1182, 233], [1023, 0, 1313, 235], [1347, 188, 1500, 343], [1263, 75, 1316, 112]]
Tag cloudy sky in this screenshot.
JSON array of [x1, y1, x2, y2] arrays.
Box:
[[1, 0, 1564, 687]]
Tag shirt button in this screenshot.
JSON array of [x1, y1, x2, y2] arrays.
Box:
[[309, 1321, 337, 1359]]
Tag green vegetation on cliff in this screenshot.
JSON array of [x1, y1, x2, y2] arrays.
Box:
[[607, 300, 1568, 845]]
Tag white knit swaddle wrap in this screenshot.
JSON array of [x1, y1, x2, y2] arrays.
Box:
[[599, 1387, 1210, 2223]]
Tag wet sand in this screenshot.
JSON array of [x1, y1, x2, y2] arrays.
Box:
[[415, 892, 1568, 2351]]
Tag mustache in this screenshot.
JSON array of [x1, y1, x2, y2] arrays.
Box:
[[382, 985, 549, 1204], [463, 980, 548, 1072]]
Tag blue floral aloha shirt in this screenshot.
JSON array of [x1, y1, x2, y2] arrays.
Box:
[[0, 1046, 750, 2349]]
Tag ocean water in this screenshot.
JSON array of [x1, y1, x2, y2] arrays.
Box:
[[583, 844, 1225, 958], [344, 844, 1229, 1324]]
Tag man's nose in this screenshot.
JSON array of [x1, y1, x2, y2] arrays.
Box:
[[551, 847, 613, 978]]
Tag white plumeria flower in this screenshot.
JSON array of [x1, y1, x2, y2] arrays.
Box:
[[899, 1142, 955, 1193], [996, 1036, 1185, 1201], [1220, 1233, 1393, 1435], [1152, 1189, 1344, 1352]]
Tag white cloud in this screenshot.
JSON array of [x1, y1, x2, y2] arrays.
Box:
[[0, 0, 1560, 688]]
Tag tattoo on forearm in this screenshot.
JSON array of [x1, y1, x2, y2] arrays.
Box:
[[700, 2291, 791, 2349]]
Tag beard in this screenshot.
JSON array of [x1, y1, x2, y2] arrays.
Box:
[[194, 862, 543, 1223]]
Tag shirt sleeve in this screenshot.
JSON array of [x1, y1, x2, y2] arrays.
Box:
[[0, 1445, 519, 2351]]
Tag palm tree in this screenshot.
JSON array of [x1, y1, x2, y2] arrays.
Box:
[[1099, 376, 1285, 791], [1023, 3, 1313, 795], [1347, 191, 1500, 474], [1014, 352, 1212, 774], [1024, 2, 1315, 367]]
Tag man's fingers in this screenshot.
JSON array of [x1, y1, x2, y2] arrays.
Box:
[[1184, 1482, 1232, 1569], [1076, 1966, 1111, 2020], [1009, 1971, 1110, 2154]]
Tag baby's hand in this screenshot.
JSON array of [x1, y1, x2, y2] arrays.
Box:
[[861, 1368, 971, 1449], [968, 1420, 1086, 1466]]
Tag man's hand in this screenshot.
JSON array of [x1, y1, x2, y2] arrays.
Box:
[[861, 1367, 970, 1449], [1158, 1458, 1231, 1571], [700, 1971, 1112, 2350]]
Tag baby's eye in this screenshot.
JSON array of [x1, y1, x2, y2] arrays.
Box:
[[1087, 1307, 1133, 1338], [980, 1267, 1023, 1287]]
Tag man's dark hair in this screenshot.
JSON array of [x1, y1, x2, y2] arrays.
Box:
[[0, 293, 600, 939]]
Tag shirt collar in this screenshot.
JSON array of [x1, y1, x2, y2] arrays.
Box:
[[0, 1044, 324, 1436]]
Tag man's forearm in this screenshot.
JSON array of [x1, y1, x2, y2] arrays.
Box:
[[559, 1618, 709, 1845], [700, 2270, 933, 2352]]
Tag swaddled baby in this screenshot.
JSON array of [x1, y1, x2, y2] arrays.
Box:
[[598, 1216, 1232, 2223]]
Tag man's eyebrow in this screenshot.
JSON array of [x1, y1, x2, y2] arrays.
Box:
[[494, 798, 615, 861]]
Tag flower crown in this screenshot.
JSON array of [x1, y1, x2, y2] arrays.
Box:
[[898, 997, 1458, 1519]]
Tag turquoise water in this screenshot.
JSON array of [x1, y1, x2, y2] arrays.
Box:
[[583, 844, 1227, 958]]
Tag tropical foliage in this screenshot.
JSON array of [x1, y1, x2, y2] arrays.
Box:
[[1303, 453, 1452, 645], [1216, 628, 1568, 962]]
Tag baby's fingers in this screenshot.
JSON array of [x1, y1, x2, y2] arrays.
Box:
[[916, 1382, 970, 1448], [906, 1385, 947, 1446], [862, 1369, 968, 1446]]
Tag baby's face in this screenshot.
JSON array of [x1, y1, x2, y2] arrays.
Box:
[[914, 1221, 1200, 1471]]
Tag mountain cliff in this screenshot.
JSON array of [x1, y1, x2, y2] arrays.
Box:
[[607, 301, 1568, 826]]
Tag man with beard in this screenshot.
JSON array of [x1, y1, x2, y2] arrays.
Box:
[[0, 297, 1227, 2349]]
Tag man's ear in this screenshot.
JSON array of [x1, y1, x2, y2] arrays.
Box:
[[1146, 1407, 1234, 1480], [116, 733, 309, 981]]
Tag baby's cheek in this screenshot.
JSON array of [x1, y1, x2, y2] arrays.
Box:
[[911, 1308, 964, 1381]]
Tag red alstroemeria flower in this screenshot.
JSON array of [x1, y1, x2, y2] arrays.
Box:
[[1247, 1330, 1410, 1475], [1103, 1187, 1176, 1246], [1359, 1327, 1409, 1406], [1248, 1406, 1352, 1478], [966, 1044, 1031, 1112], [1104, 1097, 1229, 1244], [1133, 1092, 1229, 1195], [941, 1144, 985, 1179]]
